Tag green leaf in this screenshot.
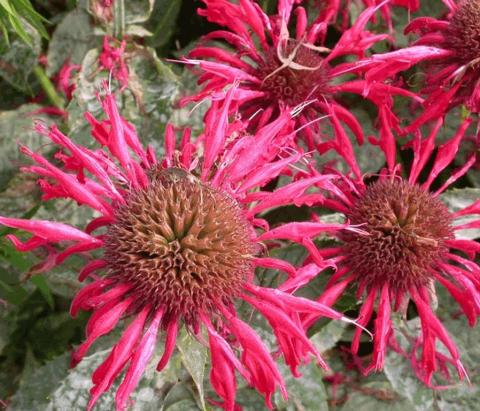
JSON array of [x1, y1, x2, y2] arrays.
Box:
[[46, 7, 98, 77], [0, 306, 12, 353], [339, 377, 413, 411], [0, 104, 53, 191], [8, 352, 70, 410], [441, 188, 480, 240], [124, 0, 154, 25], [177, 328, 207, 411], [0, 275, 28, 306], [0, 18, 40, 91], [10, 347, 167, 410], [30, 275, 54, 309], [275, 362, 329, 411], [0, 0, 47, 47], [311, 320, 348, 353], [67, 45, 178, 146], [146, 0, 182, 48]]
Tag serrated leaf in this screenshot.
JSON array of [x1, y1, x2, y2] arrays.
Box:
[[67, 45, 178, 147], [10, 346, 172, 411], [0, 18, 40, 91], [0, 304, 13, 353], [339, 378, 412, 411], [275, 362, 329, 411], [383, 318, 436, 411], [146, 0, 182, 48], [30, 275, 54, 309], [177, 328, 207, 411], [311, 320, 348, 353], [124, 0, 155, 24], [0, 104, 53, 187], [441, 188, 480, 240], [8, 353, 70, 410], [46, 7, 98, 77]]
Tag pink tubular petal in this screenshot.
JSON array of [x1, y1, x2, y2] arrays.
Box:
[[190, 46, 251, 70], [54, 240, 104, 266], [217, 112, 292, 185], [422, 118, 472, 191], [206, 326, 238, 411], [237, 153, 301, 193], [115, 308, 164, 411], [227, 314, 287, 407], [408, 119, 443, 185], [247, 284, 342, 320], [351, 288, 376, 354], [278, 263, 328, 293], [201, 88, 235, 181], [70, 278, 114, 317], [243, 293, 329, 374], [164, 124, 176, 167], [88, 306, 150, 411], [434, 273, 477, 326], [366, 284, 391, 373], [318, 101, 364, 145], [0, 217, 100, 244], [321, 107, 362, 180], [156, 317, 179, 371], [83, 283, 133, 311], [4, 235, 47, 252], [404, 85, 461, 134], [295, 7, 307, 39], [434, 154, 477, 196], [411, 289, 467, 381], [102, 93, 147, 188], [78, 259, 107, 282], [377, 105, 397, 173], [258, 221, 349, 243], [247, 175, 334, 216], [20, 145, 113, 216], [454, 198, 480, 218], [252, 257, 297, 277], [446, 239, 480, 258], [72, 297, 134, 367], [37, 124, 123, 202]]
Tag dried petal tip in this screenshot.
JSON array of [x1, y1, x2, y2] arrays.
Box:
[[104, 167, 255, 326], [343, 179, 454, 291]]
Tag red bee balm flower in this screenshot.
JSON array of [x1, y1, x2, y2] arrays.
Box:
[[298, 118, 479, 386], [182, 0, 417, 149], [0, 91, 357, 411], [363, 0, 480, 131]]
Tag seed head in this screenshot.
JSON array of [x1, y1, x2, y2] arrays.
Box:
[[444, 0, 480, 63], [343, 179, 454, 291], [257, 40, 330, 106], [104, 168, 255, 325]]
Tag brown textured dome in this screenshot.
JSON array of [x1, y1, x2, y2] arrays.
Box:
[[342, 179, 454, 291], [104, 167, 255, 325], [256, 39, 330, 106], [444, 0, 480, 63]]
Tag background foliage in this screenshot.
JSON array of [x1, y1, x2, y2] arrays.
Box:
[[0, 0, 479, 410]]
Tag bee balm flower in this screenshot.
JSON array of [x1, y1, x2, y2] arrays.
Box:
[[362, 0, 480, 131], [182, 0, 416, 149], [298, 118, 479, 386], [0, 90, 356, 410]]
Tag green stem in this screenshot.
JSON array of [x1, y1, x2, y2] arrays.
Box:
[[113, 0, 125, 39], [32, 65, 65, 110]]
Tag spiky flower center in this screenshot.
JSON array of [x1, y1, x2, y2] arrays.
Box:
[[343, 179, 454, 291], [104, 168, 254, 325], [445, 0, 480, 63], [256, 40, 330, 106]]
